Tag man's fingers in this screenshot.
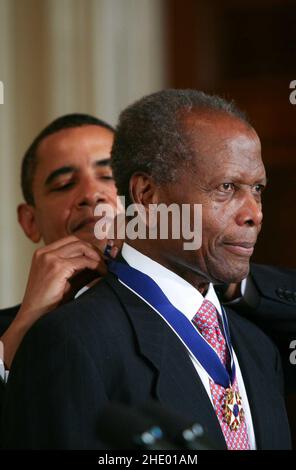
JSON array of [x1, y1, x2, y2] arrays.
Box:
[[64, 256, 107, 277], [35, 235, 81, 254], [61, 256, 106, 298], [46, 241, 102, 262]]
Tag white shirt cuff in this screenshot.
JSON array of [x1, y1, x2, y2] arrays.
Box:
[[0, 341, 9, 383]]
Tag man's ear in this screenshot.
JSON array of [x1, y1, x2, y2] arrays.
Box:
[[17, 203, 41, 243], [129, 173, 159, 208]]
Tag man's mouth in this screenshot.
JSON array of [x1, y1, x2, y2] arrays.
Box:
[[72, 217, 99, 233], [223, 241, 256, 257]]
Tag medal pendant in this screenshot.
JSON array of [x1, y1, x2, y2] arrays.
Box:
[[224, 387, 245, 431]]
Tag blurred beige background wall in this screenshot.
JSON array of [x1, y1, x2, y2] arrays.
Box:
[[0, 0, 166, 308]]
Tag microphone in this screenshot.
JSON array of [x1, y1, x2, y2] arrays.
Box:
[[97, 402, 181, 450], [138, 401, 216, 450]]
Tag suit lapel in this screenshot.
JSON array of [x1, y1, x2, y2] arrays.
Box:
[[106, 273, 226, 449], [155, 325, 227, 449]]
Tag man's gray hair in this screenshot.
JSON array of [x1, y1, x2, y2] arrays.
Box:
[[111, 89, 250, 203]]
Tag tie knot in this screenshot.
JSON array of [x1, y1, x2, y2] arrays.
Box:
[[192, 299, 219, 331]]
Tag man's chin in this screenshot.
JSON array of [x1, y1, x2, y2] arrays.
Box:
[[75, 231, 107, 252], [212, 261, 250, 285]]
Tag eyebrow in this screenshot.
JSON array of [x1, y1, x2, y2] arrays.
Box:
[[94, 158, 111, 167], [44, 158, 112, 186]]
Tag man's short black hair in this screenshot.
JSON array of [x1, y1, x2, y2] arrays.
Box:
[[111, 89, 251, 205], [21, 113, 114, 205]]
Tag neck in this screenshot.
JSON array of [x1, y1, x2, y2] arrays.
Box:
[[126, 240, 210, 294]]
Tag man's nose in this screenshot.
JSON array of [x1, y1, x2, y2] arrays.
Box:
[[235, 194, 263, 228], [75, 179, 107, 208]]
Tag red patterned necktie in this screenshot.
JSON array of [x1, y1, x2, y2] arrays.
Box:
[[192, 299, 250, 450]]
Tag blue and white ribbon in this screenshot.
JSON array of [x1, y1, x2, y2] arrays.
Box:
[[108, 259, 236, 388]]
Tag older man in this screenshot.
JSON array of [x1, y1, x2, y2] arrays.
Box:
[[1, 90, 291, 449]]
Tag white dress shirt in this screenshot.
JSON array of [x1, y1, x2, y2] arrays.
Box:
[[121, 242, 257, 449]]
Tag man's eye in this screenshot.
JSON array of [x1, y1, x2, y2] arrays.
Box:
[[100, 175, 114, 181], [52, 181, 75, 192], [96, 173, 114, 181], [218, 183, 235, 192], [253, 184, 265, 194]]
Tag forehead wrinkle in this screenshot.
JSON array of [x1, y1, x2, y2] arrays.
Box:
[[198, 131, 261, 169], [206, 159, 266, 185]]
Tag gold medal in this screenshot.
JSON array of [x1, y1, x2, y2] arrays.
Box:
[[224, 387, 245, 431]]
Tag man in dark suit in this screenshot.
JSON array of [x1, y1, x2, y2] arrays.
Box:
[[0, 113, 117, 367], [221, 264, 296, 393], [1, 89, 291, 449], [0, 114, 119, 425], [225, 263, 296, 448]]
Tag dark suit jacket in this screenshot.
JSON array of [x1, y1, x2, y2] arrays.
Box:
[[1, 272, 291, 449], [0, 305, 20, 336], [231, 264, 296, 394], [230, 264, 296, 449], [0, 305, 20, 414]]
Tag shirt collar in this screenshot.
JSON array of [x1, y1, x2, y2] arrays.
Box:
[[121, 243, 222, 321]]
